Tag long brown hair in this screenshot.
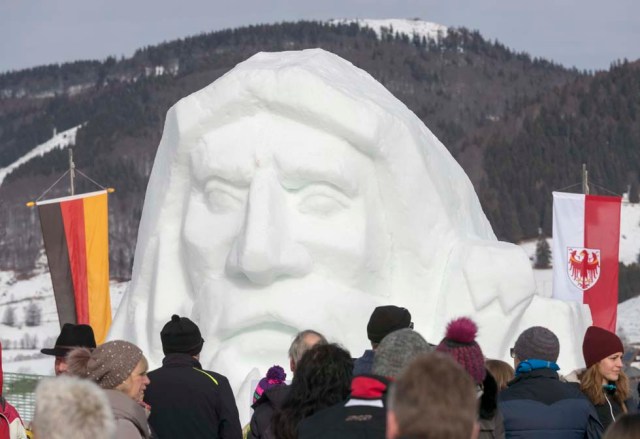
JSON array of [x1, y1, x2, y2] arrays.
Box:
[[485, 359, 515, 391], [579, 364, 630, 412]]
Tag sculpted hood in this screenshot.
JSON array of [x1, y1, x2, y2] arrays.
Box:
[[110, 49, 582, 374]]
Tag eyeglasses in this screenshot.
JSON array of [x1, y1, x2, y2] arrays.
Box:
[[510, 348, 516, 359]]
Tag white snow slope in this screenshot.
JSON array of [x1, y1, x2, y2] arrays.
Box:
[[0, 125, 81, 188], [329, 18, 448, 42]]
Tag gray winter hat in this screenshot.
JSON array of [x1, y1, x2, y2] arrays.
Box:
[[372, 328, 433, 378], [86, 340, 143, 389], [513, 326, 559, 363]]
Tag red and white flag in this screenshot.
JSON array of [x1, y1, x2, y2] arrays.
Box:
[[552, 192, 621, 332]]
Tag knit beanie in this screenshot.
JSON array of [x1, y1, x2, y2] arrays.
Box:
[[161, 314, 204, 355], [372, 328, 433, 378], [253, 365, 287, 404], [86, 340, 143, 390], [436, 317, 486, 384], [367, 306, 412, 344], [582, 326, 624, 368], [513, 326, 559, 363]]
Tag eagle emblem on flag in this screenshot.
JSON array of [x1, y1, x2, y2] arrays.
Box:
[[567, 247, 601, 290]]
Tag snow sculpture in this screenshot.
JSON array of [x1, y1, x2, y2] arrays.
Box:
[[110, 49, 591, 423]]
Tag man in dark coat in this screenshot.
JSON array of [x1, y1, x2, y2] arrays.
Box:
[[144, 315, 242, 439], [498, 326, 602, 439], [299, 328, 431, 439], [353, 306, 412, 375]]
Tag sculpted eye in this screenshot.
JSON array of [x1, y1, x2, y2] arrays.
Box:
[[205, 187, 244, 213], [298, 192, 348, 216]]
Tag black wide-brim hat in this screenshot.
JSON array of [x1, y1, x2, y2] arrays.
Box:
[[41, 323, 97, 357]]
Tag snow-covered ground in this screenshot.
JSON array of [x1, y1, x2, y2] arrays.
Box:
[[328, 18, 447, 42], [0, 263, 127, 375]]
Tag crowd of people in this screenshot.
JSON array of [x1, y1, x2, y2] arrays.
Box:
[[1, 306, 639, 439]]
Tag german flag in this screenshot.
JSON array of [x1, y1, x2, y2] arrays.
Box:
[[37, 190, 111, 343]]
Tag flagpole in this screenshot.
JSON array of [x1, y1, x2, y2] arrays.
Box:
[[582, 163, 589, 195], [69, 148, 75, 196]]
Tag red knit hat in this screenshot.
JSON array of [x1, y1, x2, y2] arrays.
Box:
[[436, 317, 486, 384], [582, 326, 624, 368]]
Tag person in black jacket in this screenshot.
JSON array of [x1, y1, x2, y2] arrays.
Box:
[[498, 326, 603, 439], [298, 328, 432, 439], [353, 306, 412, 376], [144, 314, 242, 439]]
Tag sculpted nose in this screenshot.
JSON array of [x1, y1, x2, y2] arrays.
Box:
[[226, 169, 312, 285]]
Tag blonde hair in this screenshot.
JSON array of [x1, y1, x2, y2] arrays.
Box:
[[579, 364, 630, 412], [485, 359, 515, 391]]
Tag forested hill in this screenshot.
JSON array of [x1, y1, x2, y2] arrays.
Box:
[[0, 20, 636, 281], [481, 60, 640, 240]]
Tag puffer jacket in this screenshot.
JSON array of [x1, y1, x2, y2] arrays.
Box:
[[498, 368, 602, 438]]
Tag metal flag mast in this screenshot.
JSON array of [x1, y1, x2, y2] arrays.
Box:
[[69, 148, 75, 196], [25, 148, 114, 207]]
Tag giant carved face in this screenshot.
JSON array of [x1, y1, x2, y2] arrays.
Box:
[[183, 113, 392, 371], [110, 49, 519, 421]]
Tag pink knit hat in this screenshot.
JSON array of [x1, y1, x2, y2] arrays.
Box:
[[436, 317, 486, 384], [253, 365, 286, 404]]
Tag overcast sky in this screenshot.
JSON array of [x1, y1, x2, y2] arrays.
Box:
[[1, 0, 638, 74]]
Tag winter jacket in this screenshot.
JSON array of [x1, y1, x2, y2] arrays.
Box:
[[0, 397, 27, 439], [353, 350, 375, 376], [105, 389, 151, 439], [298, 375, 389, 439], [248, 385, 290, 439], [591, 390, 634, 431], [145, 353, 242, 439], [498, 367, 603, 439]]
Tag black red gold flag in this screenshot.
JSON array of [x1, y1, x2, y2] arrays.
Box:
[[37, 190, 111, 343]]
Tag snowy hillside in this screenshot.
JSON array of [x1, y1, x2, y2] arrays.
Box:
[[0, 258, 127, 375], [328, 18, 447, 42], [0, 125, 81, 188]]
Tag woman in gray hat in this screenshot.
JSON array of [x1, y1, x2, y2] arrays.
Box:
[[67, 340, 151, 439]]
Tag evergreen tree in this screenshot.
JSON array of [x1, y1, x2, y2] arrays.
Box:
[[534, 234, 552, 269], [24, 301, 42, 327], [2, 306, 16, 327]]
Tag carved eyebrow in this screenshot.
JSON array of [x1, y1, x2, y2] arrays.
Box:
[[275, 156, 357, 197], [190, 148, 253, 187]]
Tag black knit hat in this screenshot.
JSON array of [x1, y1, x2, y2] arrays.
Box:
[[367, 306, 412, 343], [160, 315, 204, 355]]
